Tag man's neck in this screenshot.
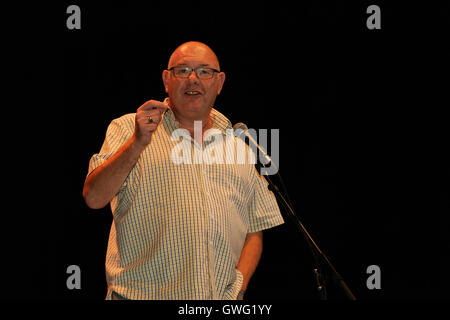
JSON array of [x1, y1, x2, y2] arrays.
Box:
[[173, 111, 213, 145]]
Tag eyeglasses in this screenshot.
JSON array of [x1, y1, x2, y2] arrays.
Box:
[[168, 66, 220, 79]]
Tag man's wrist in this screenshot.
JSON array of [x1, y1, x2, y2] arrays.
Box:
[[129, 135, 147, 157]]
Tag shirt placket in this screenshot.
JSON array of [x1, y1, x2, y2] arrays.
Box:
[[193, 139, 218, 299]]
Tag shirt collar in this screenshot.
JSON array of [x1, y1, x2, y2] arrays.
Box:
[[162, 97, 232, 135]]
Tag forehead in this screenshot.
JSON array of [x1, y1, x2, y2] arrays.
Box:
[[169, 44, 219, 68]]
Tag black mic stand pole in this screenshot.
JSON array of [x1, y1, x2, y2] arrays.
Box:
[[263, 171, 356, 301]]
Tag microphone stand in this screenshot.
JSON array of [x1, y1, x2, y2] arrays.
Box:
[[263, 169, 356, 301], [233, 125, 355, 300]]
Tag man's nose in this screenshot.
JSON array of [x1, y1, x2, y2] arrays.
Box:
[[188, 69, 199, 80], [187, 70, 199, 83]]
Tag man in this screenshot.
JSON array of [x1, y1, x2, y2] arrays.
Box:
[[83, 41, 284, 299]]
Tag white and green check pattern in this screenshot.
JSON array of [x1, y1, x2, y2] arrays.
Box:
[[88, 103, 284, 300]]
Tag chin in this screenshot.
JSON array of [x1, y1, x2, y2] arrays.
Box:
[[182, 98, 207, 111]]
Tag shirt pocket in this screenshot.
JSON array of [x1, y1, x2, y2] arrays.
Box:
[[223, 268, 244, 300]]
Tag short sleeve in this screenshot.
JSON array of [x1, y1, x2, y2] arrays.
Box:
[[247, 167, 284, 233], [87, 115, 134, 176], [86, 115, 137, 214]]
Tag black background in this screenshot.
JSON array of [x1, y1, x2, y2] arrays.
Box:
[[5, 1, 449, 303]]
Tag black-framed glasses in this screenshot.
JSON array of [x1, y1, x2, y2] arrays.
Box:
[[168, 66, 220, 79]]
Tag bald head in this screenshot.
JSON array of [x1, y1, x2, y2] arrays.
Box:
[[168, 41, 220, 71]]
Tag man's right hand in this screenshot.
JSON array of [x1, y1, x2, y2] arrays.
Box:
[[133, 99, 168, 148]]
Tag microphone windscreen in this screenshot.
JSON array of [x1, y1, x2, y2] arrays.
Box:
[[233, 122, 248, 131]]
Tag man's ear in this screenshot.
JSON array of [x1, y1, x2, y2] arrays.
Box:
[[217, 72, 226, 95], [162, 70, 170, 93]]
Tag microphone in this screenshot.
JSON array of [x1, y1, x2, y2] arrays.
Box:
[[232, 122, 277, 173]]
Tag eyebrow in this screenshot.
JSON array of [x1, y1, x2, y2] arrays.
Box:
[[176, 63, 210, 67]]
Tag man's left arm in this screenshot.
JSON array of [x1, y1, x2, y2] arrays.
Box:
[[236, 231, 263, 293]]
